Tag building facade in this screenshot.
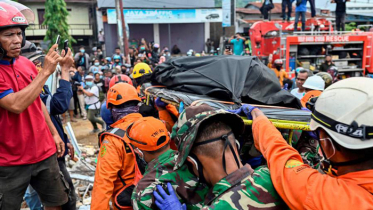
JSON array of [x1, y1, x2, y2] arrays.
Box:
[[19, 0, 96, 53], [97, 0, 222, 55]]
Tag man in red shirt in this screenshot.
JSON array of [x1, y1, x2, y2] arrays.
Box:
[[0, 2, 72, 210]]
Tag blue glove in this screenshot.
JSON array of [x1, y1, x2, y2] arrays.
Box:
[[307, 131, 319, 140], [155, 98, 168, 108], [179, 102, 185, 113], [227, 104, 258, 120], [301, 107, 311, 112], [153, 183, 186, 210], [283, 83, 288, 90]]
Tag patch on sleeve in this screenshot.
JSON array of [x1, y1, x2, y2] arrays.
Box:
[[294, 165, 309, 173], [100, 145, 107, 157], [285, 159, 303, 169]]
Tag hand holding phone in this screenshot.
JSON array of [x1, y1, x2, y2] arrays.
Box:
[[63, 39, 69, 57], [55, 35, 61, 51]]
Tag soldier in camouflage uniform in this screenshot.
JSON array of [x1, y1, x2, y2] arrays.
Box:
[[128, 117, 208, 210], [154, 105, 286, 210]]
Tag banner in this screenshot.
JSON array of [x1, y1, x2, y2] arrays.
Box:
[[222, 0, 231, 27], [297, 36, 350, 43], [107, 9, 222, 24]]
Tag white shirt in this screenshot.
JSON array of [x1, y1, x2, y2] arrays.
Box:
[[84, 85, 101, 109], [291, 88, 305, 100]]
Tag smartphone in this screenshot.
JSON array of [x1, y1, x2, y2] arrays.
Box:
[[55, 35, 60, 50], [225, 45, 231, 50], [63, 39, 69, 56]]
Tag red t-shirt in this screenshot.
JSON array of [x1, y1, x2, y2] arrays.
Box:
[[0, 56, 56, 166]]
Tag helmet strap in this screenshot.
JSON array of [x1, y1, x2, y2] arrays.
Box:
[[318, 139, 373, 175], [193, 131, 241, 174], [312, 110, 373, 140]]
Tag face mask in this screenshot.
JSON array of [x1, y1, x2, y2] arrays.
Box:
[[94, 62, 99, 66], [80, 49, 85, 53], [140, 47, 145, 50], [99, 76, 103, 79], [111, 106, 139, 122], [85, 81, 93, 87]]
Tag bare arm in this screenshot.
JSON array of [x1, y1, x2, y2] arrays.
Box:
[[41, 100, 58, 137], [238, 34, 246, 41], [0, 45, 62, 114], [60, 48, 74, 82], [79, 86, 95, 97]]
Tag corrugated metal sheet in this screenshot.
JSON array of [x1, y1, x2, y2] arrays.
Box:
[[98, 0, 216, 9]]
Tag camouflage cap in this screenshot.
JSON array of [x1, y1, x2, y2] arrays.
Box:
[[316, 72, 333, 89], [172, 104, 245, 170]]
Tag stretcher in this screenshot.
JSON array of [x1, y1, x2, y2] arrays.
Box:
[[144, 86, 311, 144]]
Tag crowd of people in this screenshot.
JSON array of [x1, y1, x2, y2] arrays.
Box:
[[260, 0, 349, 31], [1, 1, 373, 210]]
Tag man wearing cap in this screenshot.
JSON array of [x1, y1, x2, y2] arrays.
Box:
[[154, 105, 285, 210], [78, 75, 105, 133], [91, 83, 143, 210], [229, 77, 373, 209], [128, 117, 208, 210]]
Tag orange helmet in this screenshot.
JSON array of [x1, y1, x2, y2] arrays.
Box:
[[106, 83, 141, 108], [109, 74, 133, 89], [126, 117, 170, 151]]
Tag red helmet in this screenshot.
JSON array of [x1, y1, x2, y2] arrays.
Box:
[[0, 2, 29, 30], [274, 59, 283, 65], [0, 2, 33, 48], [109, 74, 133, 89]]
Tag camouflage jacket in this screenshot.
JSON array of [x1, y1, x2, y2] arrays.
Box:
[[202, 165, 287, 210], [132, 149, 208, 210], [294, 131, 320, 169]]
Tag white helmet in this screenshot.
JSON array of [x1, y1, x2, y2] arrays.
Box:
[[310, 77, 373, 149], [303, 76, 325, 91]]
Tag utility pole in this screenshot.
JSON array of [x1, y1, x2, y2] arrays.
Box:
[[115, 0, 129, 58]]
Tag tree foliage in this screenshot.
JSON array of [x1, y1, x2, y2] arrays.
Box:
[[345, 22, 357, 31], [43, 0, 75, 49]]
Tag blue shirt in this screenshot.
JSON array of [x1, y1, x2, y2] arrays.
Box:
[[295, 0, 307, 12], [230, 39, 244, 55], [100, 102, 113, 129], [40, 80, 72, 158]]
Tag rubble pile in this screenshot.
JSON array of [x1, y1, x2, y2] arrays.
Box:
[[66, 144, 99, 210]]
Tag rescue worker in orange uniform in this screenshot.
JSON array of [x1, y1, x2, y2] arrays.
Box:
[[230, 77, 373, 209], [268, 59, 289, 87], [131, 63, 179, 132], [300, 75, 325, 107], [91, 83, 143, 210]]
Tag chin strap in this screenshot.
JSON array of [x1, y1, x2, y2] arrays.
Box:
[[318, 142, 372, 176]]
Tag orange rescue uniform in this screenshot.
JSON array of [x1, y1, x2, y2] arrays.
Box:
[[253, 115, 373, 210], [91, 113, 143, 210], [268, 63, 289, 87], [300, 90, 322, 107]]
